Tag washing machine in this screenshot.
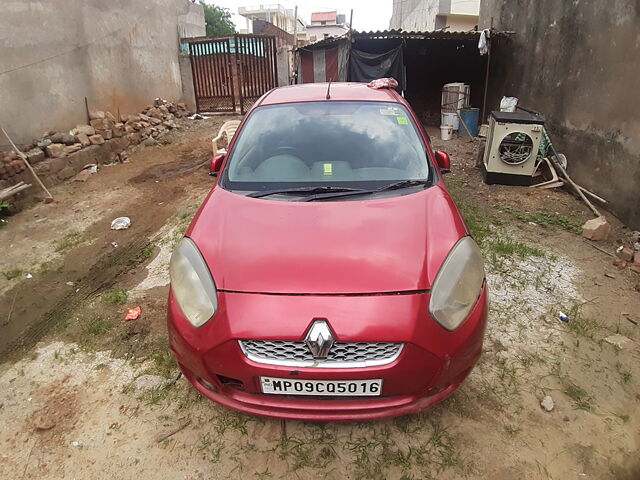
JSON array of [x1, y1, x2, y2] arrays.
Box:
[[481, 110, 545, 185]]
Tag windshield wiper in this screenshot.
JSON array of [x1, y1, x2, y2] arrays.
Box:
[[303, 179, 430, 202], [246, 186, 366, 198]]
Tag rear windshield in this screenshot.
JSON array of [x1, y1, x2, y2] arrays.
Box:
[[220, 101, 431, 191]]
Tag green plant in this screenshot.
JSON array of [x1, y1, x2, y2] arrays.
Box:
[[3, 268, 24, 280], [200, 2, 236, 36], [82, 315, 114, 336], [54, 231, 83, 252], [564, 382, 594, 411], [102, 288, 129, 305]]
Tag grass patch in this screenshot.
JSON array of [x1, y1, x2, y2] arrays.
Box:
[[147, 349, 177, 378], [486, 237, 545, 258], [81, 314, 114, 336], [3, 268, 24, 280], [516, 211, 582, 233], [556, 302, 602, 339], [615, 362, 632, 385], [102, 288, 129, 305], [564, 381, 594, 411], [504, 425, 521, 437], [143, 244, 155, 260], [54, 231, 83, 252]]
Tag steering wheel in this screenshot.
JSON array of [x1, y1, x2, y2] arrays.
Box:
[[274, 146, 302, 156]]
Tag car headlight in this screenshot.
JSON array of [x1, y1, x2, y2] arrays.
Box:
[[429, 236, 485, 331], [169, 237, 218, 328]]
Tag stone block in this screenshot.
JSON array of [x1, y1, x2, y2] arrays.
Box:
[[581, 216, 611, 241], [89, 134, 105, 145], [45, 143, 65, 158], [112, 123, 125, 137], [617, 246, 634, 262], [57, 166, 76, 181], [96, 129, 113, 140], [63, 143, 82, 155], [25, 148, 45, 164], [48, 157, 67, 174], [89, 110, 105, 120], [75, 124, 95, 136], [76, 133, 91, 147]]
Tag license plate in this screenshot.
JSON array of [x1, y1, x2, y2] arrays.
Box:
[[260, 377, 382, 396]]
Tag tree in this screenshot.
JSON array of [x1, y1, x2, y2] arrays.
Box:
[[199, 2, 236, 37]]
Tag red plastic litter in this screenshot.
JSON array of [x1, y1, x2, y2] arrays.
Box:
[[367, 78, 398, 89], [125, 306, 141, 321]]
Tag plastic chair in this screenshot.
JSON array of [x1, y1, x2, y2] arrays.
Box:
[[212, 120, 241, 155]]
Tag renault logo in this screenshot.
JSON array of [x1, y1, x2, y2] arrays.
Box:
[[304, 319, 335, 359]]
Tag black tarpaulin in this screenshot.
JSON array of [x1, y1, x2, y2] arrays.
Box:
[[349, 45, 405, 91]]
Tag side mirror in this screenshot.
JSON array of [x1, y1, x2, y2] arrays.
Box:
[[210, 153, 225, 176], [434, 150, 451, 174]]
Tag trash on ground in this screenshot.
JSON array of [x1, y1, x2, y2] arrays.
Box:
[[111, 217, 131, 230], [70, 440, 82, 448], [540, 395, 555, 412], [603, 334, 634, 350], [111, 242, 118, 248], [25, 273, 32, 279], [66, 281, 74, 286], [188, 113, 204, 120], [558, 312, 570, 323], [125, 306, 141, 321]]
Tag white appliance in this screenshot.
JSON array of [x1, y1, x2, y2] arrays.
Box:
[[481, 110, 545, 185], [441, 82, 469, 130]]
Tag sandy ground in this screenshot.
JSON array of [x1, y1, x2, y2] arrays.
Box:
[[0, 122, 639, 480]]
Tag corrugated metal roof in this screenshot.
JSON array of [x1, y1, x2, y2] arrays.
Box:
[[298, 29, 513, 50]]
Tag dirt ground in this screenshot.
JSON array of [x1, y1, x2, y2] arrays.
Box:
[[0, 120, 639, 480]]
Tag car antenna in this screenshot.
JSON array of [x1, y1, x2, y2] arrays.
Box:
[[326, 79, 332, 100]]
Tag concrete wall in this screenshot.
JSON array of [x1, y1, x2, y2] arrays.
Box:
[[390, 0, 439, 31], [480, 0, 640, 228], [0, 0, 204, 146], [390, 0, 478, 31]]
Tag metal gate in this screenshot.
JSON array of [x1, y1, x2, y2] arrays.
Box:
[[188, 34, 277, 115]]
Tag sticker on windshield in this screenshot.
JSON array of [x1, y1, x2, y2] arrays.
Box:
[[396, 116, 409, 125], [323, 163, 333, 176], [380, 108, 401, 116]]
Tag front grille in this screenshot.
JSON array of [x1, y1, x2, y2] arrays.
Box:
[[238, 340, 403, 368]]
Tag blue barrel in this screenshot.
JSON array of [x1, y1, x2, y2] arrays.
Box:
[[459, 108, 480, 137]]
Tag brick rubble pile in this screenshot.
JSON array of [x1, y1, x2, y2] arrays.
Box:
[[0, 98, 192, 186]]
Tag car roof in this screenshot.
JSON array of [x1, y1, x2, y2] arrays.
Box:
[[259, 82, 400, 106]]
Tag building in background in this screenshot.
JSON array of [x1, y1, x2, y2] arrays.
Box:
[[306, 11, 349, 43], [389, 0, 479, 32], [238, 4, 305, 36]]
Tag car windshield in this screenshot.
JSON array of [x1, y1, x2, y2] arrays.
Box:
[[220, 101, 431, 196]]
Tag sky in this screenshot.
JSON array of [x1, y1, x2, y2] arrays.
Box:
[[208, 0, 394, 33]]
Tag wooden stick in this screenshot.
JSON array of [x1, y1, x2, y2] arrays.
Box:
[[0, 126, 53, 201], [456, 110, 477, 142], [0, 182, 32, 201], [585, 240, 615, 257], [156, 419, 191, 443], [547, 144, 600, 217], [578, 185, 607, 204]]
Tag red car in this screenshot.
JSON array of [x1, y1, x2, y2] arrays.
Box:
[[168, 82, 487, 421]]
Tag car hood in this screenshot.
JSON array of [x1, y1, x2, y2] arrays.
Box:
[[187, 186, 468, 294]]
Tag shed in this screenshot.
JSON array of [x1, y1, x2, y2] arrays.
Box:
[[296, 29, 512, 125]]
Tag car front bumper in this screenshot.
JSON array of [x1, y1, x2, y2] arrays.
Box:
[[167, 286, 488, 421]]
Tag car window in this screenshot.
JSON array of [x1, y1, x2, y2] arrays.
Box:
[[220, 101, 431, 192]]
